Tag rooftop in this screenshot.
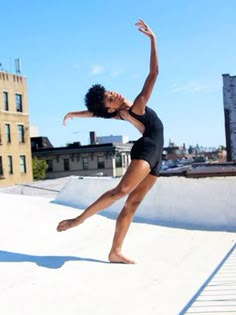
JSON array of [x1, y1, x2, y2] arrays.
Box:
[[0, 176, 235, 314]]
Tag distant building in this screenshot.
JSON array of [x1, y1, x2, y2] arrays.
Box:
[[0, 71, 33, 186], [29, 125, 39, 137], [31, 136, 53, 150], [163, 140, 188, 160], [88, 131, 129, 145], [222, 74, 236, 161], [31, 137, 132, 178], [162, 141, 222, 162], [96, 134, 129, 144]]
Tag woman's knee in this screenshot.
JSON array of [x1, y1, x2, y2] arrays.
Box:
[[125, 195, 143, 212], [125, 185, 151, 210], [112, 183, 133, 199]]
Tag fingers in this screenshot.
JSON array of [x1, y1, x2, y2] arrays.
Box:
[[135, 18, 148, 29], [135, 18, 145, 24], [135, 19, 154, 38], [62, 113, 72, 126], [62, 117, 67, 126], [135, 21, 149, 33]]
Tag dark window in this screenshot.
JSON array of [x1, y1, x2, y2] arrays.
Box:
[[7, 156, 13, 174], [16, 94, 23, 112], [97, 156, 105, 169], [46, 160, 53, 172], [0, 156, 3, 176], [64, 158, 70, 171], [5, 124, 11, 143], [19, 155, 26, 173], [82, 157, 88, 170], [17, 125, 25, 143], [115, 155, 122, 167], [3, 92, 9, 111]]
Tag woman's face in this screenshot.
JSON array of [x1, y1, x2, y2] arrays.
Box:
[[103, 91, 125, 113]]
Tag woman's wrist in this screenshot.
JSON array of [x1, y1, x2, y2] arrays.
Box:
[[150, 34, 156, 41]]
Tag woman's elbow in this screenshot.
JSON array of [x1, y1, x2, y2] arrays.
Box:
[[151, 68, 159, 79], [155, 66, 159, 76]]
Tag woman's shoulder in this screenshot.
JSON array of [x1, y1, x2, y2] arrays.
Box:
[[129, 105, 154, 117]]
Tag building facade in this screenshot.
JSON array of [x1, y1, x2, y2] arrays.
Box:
[[0, 71, 33, 186], [222, 74, 236, 161], [32, 137, 132, 179], [96, 134, 129, 144]]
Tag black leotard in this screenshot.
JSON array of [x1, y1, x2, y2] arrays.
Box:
[[129, 106, 164, 176]]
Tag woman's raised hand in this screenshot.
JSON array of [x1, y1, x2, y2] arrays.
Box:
[[135, 19, 155, 39]]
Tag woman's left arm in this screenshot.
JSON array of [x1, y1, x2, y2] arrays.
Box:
[[132, 19, 158, 115]]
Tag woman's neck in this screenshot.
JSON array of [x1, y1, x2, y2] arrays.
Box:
[[121, 99, 132, 109]]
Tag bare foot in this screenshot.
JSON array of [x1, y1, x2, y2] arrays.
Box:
[[57, 218, 81, 232], [108, 252, 135, 264]]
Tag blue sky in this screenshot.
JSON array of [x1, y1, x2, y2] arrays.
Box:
[[1, 0, 236, 148]]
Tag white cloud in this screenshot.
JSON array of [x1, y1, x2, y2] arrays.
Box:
[[110, 69, 123, 78], [171, 80, 221, 94], [90, 64, 105, 76], [171, 81, 208, 93], [88, 65, 125, 78]]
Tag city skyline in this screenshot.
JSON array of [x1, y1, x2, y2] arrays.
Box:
[[1, 1, 236, 148]]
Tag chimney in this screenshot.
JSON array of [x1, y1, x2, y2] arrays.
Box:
[[90, 131, 96, 144]]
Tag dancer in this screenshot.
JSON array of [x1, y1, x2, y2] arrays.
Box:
[[57, 19, 164, 264]]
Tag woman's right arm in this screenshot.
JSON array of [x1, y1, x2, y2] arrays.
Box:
[[63, 110, 94, 126]]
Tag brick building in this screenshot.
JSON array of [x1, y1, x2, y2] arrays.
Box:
[[0, 71, 32, 186]]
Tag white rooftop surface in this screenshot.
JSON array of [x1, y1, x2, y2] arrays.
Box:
[[0, 176, 236, 315]]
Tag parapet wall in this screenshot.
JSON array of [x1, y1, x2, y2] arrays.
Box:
[[54, 176, 236, 231]]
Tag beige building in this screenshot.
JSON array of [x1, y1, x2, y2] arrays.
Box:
[[0, 71, 33, 186]]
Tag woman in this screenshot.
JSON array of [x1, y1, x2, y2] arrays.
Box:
[[57, 19, 164, 264]]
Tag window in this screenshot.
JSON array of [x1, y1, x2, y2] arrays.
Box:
[[19, 155, 26, 173], [7, 156, 13, 174], [64, 158, 70, 171], [122, 154, 128, 167], [46, 159, 53, 172], [97, 156, 105, 169], [115, 155, 122, 167], [5, 124, 11, 143], [16, 94, 23, 112], [3, 92, 9, 111], [0, 156, 3, 176], [82, 157, 88, 170], [17, 125, 25, 143]]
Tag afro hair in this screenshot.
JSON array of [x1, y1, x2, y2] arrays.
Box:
[[84, 84, 118, 118]]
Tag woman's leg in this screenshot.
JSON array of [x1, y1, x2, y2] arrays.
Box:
[[109, 174, 157, 264], [57, 159, 151, 232]]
